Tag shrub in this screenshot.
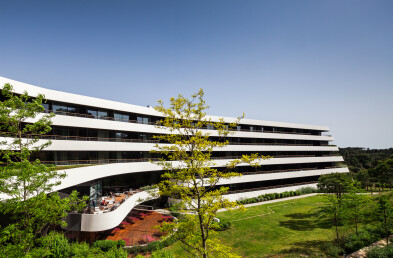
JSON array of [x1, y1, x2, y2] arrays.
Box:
[[217, 220, 232, 231], [105, 246, 128, 258], [43, 232, 71, 258], [92, 240, 125, 252], [126, 236, 176, 255], [70, 242, 102, 257], [320, 242, 344, 257], [367, 244, 393, 258], [297, 186, 318, 194], [342, 225, 385, 253], [151, 249, 175, 258]]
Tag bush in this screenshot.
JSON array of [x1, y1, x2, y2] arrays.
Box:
[[126, 236, 177, 255], [367, 244, 393, 258], [217, 220, 232, 231], [342, 225, 385, 253], [70, 242, 101, 257], [105, 246, 128, 258], [92, 240, 125, 252], [151, 249, 175, 258], [297, 186, 318, 194], [320, 242, 344, 257], [44, 232, 71, 258]]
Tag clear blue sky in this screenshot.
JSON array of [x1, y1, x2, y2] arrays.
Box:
[[1, 0, 392, 148]]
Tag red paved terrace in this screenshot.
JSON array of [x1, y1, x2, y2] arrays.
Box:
[[104, 210, 173, 246]]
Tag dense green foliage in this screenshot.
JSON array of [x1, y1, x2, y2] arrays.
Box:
[[339, 147, 393, 173], [126, 236, 177, 256], [92, 239, 125, 252], [317, 172, 354, 198], [0, 84, 88, 256], [342, 225, 385, 253], [43, 233, 127, 258], [367, 243, 393, 258]]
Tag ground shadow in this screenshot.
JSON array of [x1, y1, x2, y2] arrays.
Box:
[[276, 239, 332, 257], [279, 211, 332, 231]]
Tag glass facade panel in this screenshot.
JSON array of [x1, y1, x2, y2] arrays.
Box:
[[53, 104, 68, 113], [87, 109, 97, 118], [114, 113, 123, 121], [67, 106, 76, 113], [137, 117, 149, 124], [98, 110, 108, 119], [42, 103, 49, 111]]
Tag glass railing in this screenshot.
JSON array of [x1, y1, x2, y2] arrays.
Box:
[[1, 131, 332, 147], [37, 154, 341, 166], [43, 109, 328, 137]]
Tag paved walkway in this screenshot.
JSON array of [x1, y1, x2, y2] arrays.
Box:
[[217, 193, 318, 212]]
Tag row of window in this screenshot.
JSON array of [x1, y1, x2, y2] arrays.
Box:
[[39, 100, 323, 135], [33, 150, 338, 164], [44, 126, 328, 146]]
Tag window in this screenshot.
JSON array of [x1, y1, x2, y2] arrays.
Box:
[[87, 109, 97, 118], [207, 124, 214, 130], [114, 113, 123, 121], [52, 104, 68, 113], [98, 110, 108, 119], [237, 125, 241, 131], [114, 113, 130, 122], [42, 103, 49, 112], [137, 116, 149, 124], [250, 126, 254, 132], [67, 106, 76, 113]]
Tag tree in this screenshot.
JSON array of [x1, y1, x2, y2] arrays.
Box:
[[375, 193, 393, 246], [372, 158, 393, 191], [317, 173, 353, 200], [152, 89, 268, 258], [0, 83, 87, 256], [321, 194, 343, 241], [342, 189, 372, 234], [354, 169, 372, 192]]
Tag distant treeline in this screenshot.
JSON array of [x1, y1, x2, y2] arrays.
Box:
[[339, 147, 393, 173]]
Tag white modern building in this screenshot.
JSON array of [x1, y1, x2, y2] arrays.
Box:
[[0, 76, 348, 236]]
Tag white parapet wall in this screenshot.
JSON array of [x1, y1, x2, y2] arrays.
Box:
[[65, 189, 158, 232], [224, 183, 318, 202]]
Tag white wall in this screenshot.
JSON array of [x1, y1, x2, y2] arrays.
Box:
[[66, 189, 158, 232], [224, 183, 318, 201], [217, 167, 349, 185]]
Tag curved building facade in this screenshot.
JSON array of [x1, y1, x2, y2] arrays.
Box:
[[0, 76, 349, 233]]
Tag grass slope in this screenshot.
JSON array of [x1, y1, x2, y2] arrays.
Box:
[[168, 195, 336, 257]]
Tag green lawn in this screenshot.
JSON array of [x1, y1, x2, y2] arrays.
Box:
[[167, 195, 338, 257]]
